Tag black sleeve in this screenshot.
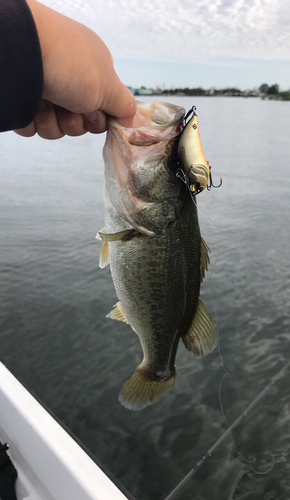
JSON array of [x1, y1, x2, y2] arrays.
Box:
[[0, 0, 43, 132]]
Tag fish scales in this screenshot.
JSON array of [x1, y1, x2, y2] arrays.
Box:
[[107, 196, 201, 373], [98, 101, 216, 410]]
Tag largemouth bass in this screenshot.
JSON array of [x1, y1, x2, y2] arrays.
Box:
[[98, 101, 216, 411]]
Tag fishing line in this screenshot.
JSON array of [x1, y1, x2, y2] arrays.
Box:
[[272, 422, 290, 457], [190, 188, 290, 472], [163, 359, 290, 500], [166, 182, 290, 499], [190, 192, 255, 466], [194, 191, 289, 473], [189, 189, 221, 282]]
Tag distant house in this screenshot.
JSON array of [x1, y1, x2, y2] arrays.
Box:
[[126, 86, 154, 95], [244, 89, 259, 97], [135, 87, 153, 95], [205, 87, 215, 96], [127, 86, 137, 95]]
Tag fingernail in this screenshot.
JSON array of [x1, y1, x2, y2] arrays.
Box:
[[84, 110, 100, 124]]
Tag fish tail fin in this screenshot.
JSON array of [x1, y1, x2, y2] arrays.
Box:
[[119, 364, 176, 411], [182, 296, 216, 356]]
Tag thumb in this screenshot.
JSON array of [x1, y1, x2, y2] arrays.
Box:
[[100, 74, 137, 126], [84, 80, 136, 132]]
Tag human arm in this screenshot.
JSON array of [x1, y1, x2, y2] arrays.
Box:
[[0, 0, 136, 138], [0, 0, 43, 133]]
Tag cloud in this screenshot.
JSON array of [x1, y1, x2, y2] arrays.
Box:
[[40, 0, 290, 63]]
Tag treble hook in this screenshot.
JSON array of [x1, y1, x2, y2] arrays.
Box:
[[207, 164, 222, 191], [176, 167, 202, 196], [183, 105, 197, 127]]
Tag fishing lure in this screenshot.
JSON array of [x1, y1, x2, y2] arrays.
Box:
[[176, 106, 222, 194]]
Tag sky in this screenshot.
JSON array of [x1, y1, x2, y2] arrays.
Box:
[[41, 0, 290, 90]]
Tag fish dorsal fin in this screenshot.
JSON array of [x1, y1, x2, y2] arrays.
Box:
[[107, 302, 129, 324], [200, 237, 210, 283], [97, 228, 110, 269], [182, 296, 216, 356]]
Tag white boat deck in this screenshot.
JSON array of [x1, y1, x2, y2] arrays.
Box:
[[0, 361, 129, 500]]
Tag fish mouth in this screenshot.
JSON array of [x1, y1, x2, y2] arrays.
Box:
[[108, 101, 185, 134], [104, 101, 187, 236]]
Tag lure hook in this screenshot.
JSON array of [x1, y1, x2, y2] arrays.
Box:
[[207, 164, 222, 191], [176, 167, 201, 196], [183, 105, 197, 127]]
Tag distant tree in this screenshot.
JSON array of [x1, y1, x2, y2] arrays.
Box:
[[280, 92, 290, 101], [259, 83, 269, 94], [268, 84, 279, 94], [192, 87, 205, 96]]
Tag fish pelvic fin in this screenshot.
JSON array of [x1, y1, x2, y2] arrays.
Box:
[[200, 237, 210, 283], [119, 364, 176, 411], [99, 242, 110, 268], [106, 302, 129, 324], [96, 228, 110, 269], [182, 297, 216, 356]]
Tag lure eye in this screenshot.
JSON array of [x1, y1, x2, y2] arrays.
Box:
[[190, 182, 200, 193]]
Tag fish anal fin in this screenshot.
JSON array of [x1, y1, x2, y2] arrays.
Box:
[[182, 297, 216, 356], [200, 237, 211, 283], [119, 364, 176, 411], [107, 302, 129, 324]]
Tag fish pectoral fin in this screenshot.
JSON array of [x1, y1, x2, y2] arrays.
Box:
[[200, 237, 211, 283], [97, 228, 138, 242], [106, 302, 129, 324], [95, 227, 106, 240], [182, 297, 216, 356], [119, 364, 176, 411]]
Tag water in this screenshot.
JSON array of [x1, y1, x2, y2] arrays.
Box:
[[1, 96, 290, 500]]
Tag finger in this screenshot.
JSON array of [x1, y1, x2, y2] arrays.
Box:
[[14, 122, 36, 137], [34, 100, 64, 140], [83, 110, 107, 134], [101, 75, 137, 122], [117, 115, 135, 128], [56, 107, 87, 136]]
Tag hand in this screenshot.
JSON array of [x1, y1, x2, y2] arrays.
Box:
[[15, 0, 136, 139]]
